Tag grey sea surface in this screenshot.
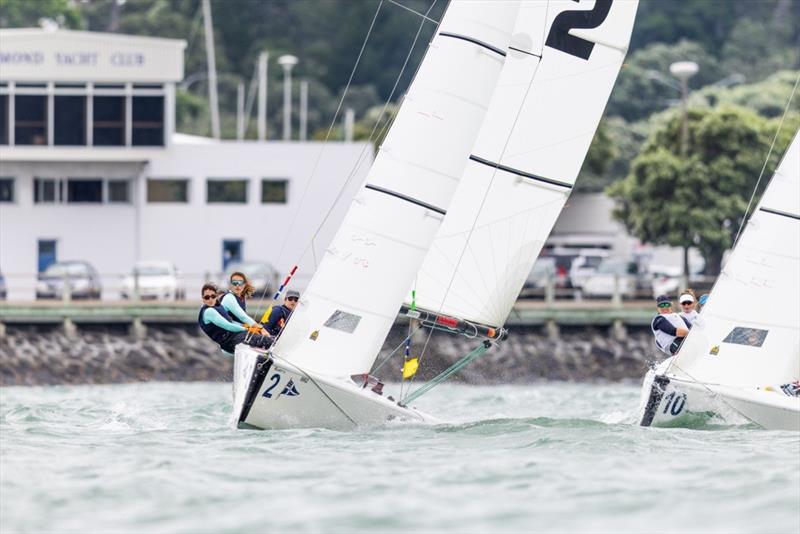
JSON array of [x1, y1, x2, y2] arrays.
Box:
[[1, 382, 798, 534]]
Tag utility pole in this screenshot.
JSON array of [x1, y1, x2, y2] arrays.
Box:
[[236, 81, 245, 140], [299, 80, 308, 142], [258, 51, 268, 141], [202, 0, 220, 139], [278, 55, 298, 141]]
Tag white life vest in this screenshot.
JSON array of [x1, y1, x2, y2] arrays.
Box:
[[651, 313, 687, 355], [680, 309, 699, 325]]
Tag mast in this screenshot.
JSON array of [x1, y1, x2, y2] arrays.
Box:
[[271, 1, 521, 378]]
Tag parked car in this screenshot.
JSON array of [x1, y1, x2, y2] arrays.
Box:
[[221, 261, 277, 298], [121, 261, 184, 301], [568, 249, 609, 289], [581, 258, 641, 299], [650, 265, 716, 299], [520, 257, 556, 298], [36, 261, 102, 300], [0, 271, 6, 300]]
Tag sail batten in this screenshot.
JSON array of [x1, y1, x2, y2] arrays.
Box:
[[411, 0, 639, 328]]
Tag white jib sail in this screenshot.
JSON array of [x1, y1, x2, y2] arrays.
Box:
[[271, 1, 521, 378], [410, 0, 639, 327], [667, 131, 800, 389]]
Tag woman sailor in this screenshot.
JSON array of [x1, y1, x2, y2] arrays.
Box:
[[651, 295, 691, 356], [198, 283, 271, 354], [220, 271, 269, 336]]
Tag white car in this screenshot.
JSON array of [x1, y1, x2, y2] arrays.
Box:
[[568, 249, 609, 289], [581, 258, 640, 299], [122, 261, 184, 301]]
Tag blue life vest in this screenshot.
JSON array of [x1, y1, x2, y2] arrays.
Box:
[[198, 304, 235, 347]]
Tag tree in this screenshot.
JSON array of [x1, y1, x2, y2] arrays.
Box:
[[607, 106, 779, 277], [606, 40, 723, 122]]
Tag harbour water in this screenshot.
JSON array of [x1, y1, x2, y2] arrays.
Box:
[[2, 382, 798, 534]]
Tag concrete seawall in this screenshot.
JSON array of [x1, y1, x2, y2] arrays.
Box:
[[0, 319, 661, 386]]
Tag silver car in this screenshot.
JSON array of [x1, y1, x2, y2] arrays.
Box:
[[36, 261, 102, 300]]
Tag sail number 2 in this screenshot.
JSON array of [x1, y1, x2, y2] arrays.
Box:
[[545, 0, 612, 61], [263, 373, 281, 398]]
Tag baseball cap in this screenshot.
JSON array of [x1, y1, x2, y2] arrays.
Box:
[[656, 295, 672, 308], [286, 289, 300, 299]]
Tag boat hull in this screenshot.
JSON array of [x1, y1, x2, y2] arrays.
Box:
[[638, 360, 800, 431], [232, 345, 434, 430]]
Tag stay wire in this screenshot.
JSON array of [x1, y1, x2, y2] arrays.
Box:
[[251, 0, 386, 322], [298, 0, 440, 271], [732, 70, 800, 247]]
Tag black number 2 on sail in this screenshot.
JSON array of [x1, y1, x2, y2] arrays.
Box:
[[545, 0, 613, 60]]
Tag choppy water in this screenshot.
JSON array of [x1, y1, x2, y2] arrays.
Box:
[[1, 382, 798, 534]]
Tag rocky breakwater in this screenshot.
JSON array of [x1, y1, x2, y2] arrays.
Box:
[[0, 323, 660, 386]]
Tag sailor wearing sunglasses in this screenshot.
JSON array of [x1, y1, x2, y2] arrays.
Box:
[[650, 295, 692, 356], [261, 289, 300, 337], [198, 283, 272, 355]]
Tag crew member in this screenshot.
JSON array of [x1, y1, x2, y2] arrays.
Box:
[[198, 283, 271, 354], [678, 290, 699, 325], [262, 289, 299, 336], [651, 295, 691, 356], [220, 271, 270, 336]]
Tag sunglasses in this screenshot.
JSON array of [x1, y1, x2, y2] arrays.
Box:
[[681, 302, 693, 306], [230, 280, 245, 287], [657, 302, 672, 308], [202, 294, 216, 300], [286, 296, 299, 302]]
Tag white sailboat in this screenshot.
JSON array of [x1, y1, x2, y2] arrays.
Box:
[[638, 131, 800, 431], [232, 0, 638, 431]]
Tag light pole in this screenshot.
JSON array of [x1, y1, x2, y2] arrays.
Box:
[[278, 55, 298, 141], [669, 61, 699, 157], [669, 61, 699, 287]]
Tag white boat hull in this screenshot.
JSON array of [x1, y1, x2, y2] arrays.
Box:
[[638, 359, 800, 431], [232, 345, 435, 430]]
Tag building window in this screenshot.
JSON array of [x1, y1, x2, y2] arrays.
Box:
[[34, 178, 63, 204], [15, 95, 47, 145], [132, 96, 164, 146], [0, 95, 8, 145], [261, 179, 288, 204], [38, 240, 57, 273], [207, 179, 248, 203], [93, 96, 125, 146], [108, 179, 131, 203], [0, 178, 13, 202], [147, 179, 189, 203], [222, 239, 243, 270], [54, 96, 86, 146], [67, 179, 103, 203]]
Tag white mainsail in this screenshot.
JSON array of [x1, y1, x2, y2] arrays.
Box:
[[271, 1, 521, 378], [410, 0, 639, 327], [666, 131, 800, 390]]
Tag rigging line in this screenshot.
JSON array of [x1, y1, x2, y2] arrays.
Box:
[[387, 0, 440, 25], [372, 324, 423, 374], [184, 3, 205, 63], [251, 0, 386, 319], [297, 0, 440, 269], [732, 70, 800, 247], [407, 7, 550, 390], [242, 63, 259, 134]]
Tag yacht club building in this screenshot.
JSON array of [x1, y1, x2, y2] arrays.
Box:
[[0, 28, 372, 300]]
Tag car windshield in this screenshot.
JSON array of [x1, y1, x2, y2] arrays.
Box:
[[227, 263, 267, 278], [582, 256, 605, 268], [43, 263, 87, 276], [596, 261, 628, 275], [136, 265, 171, 276]]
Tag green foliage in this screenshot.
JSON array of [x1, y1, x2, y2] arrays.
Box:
[[0, 0, 81, 28], [693, 70, 800, 118], [607, 40, 723, 122], [721, 18, 798, 83], [607, 106, 779, 274]]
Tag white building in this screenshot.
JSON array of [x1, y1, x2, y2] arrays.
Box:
[[0, 28, 372, 300]]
